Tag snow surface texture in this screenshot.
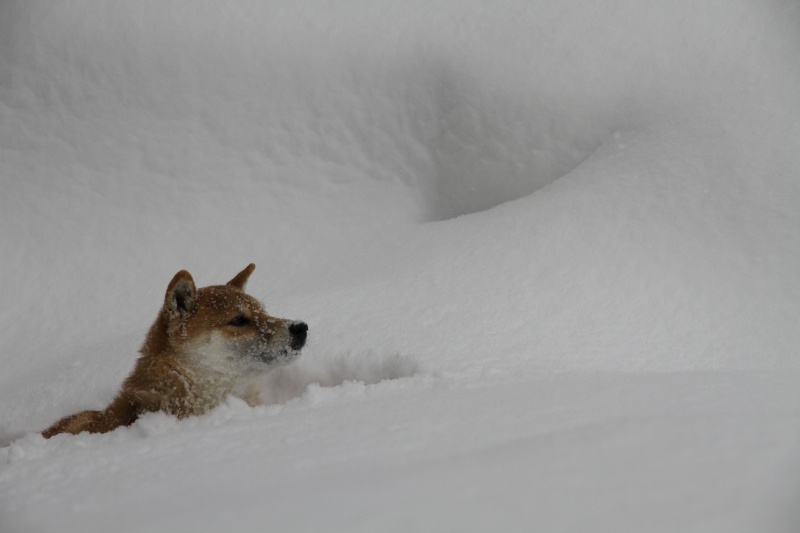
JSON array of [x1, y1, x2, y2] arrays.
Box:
[[1, 0, 799, 531]]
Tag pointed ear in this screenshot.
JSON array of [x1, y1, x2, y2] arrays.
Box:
[[227, 263, 256, 291], [164, 270, 197, 319]]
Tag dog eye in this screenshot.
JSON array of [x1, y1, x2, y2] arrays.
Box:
[[228, 315, 249, 327]]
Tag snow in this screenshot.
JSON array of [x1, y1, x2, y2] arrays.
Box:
[[1, 0, 800, 531]]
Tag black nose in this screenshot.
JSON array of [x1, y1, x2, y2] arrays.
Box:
[[289, 321, 308, 336], [289, 321, 308, 349]]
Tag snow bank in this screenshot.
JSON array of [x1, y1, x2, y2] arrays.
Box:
[[3, 371, 799, 532], [1, 0, 799, 531]]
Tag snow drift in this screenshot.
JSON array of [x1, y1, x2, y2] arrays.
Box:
[[1, 0, 799, 531]]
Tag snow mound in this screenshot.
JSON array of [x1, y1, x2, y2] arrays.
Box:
[[2, 0, 800, 531], [258, 351, 422, 405]]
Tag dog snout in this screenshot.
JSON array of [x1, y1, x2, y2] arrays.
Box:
[[288, 321, 308, 349]]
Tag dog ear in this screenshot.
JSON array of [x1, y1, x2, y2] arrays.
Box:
[[227, 263, 255, 291], [165, 270, 197, 319]]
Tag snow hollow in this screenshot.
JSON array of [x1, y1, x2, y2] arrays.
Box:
[[1, 1, 799, 531]]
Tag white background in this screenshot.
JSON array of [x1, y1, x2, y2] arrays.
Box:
[[1, 1, 799, 531]]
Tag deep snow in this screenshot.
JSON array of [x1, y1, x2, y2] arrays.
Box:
[[1, 0, 800, 531]]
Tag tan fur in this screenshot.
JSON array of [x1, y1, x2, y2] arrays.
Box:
[[42, 264, 307, 438]]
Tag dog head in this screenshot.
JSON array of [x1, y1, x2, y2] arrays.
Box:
[[158, 264, 307, 373]]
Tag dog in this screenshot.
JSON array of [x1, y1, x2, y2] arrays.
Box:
[[42, 264, 307, 438]]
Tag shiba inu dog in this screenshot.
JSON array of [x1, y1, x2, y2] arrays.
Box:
[[42, 264, 307, 438]]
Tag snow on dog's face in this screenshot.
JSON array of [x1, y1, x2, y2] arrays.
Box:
[[163, 264, 307, 374]]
